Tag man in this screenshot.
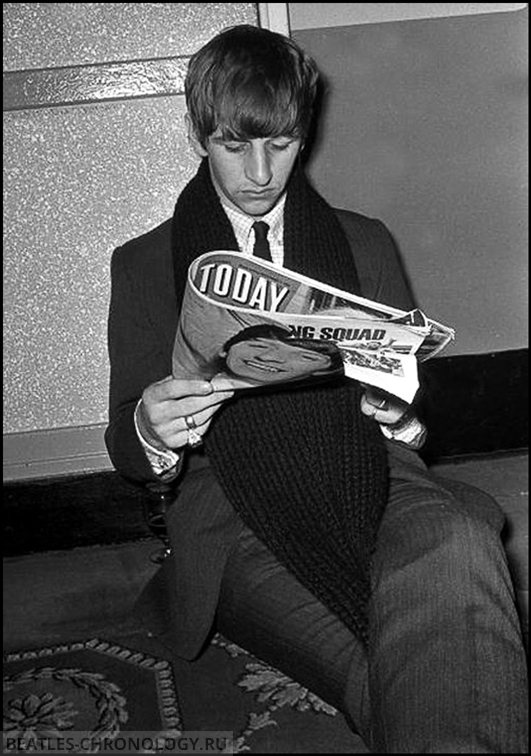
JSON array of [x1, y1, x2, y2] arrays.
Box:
[[106, 25, 528, 753]]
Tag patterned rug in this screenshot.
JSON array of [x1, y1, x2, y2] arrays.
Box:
[[3, 638, 181, 753], [3, 635, 368, 754]]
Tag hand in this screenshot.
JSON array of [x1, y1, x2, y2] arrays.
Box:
[[360, 385, 409, 426], [137, 376, 234, 450]]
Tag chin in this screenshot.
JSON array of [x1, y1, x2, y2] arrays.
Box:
[[238, 198, 278, 216]]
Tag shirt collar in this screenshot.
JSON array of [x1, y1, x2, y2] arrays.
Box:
[[220, 194, 286, 251]]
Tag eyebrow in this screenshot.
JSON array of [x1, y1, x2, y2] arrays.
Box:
[[210, 135, 295, 144], [210, 135, 244, 144]]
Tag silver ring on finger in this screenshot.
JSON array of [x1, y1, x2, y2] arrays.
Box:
[[183, 416, 202, 448], [186, 428, 203, 448]]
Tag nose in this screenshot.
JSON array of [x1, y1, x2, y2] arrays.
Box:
[[244, 144, 272, 187]]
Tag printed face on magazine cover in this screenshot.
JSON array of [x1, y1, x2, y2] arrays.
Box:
[[222, 336, 333, 384], [188, 121, 302, 217]]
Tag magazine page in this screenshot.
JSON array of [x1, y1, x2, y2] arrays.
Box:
[[172, 251, 455, 402]]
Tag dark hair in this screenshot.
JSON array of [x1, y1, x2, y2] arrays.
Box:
[[221, 324, 344, 374], [185, 25, 320, 147]]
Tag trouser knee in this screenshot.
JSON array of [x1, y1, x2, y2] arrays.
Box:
[[372, 490, 510, 596]]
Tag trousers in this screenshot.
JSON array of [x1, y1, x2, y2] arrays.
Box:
[[212, 449, 528, 753]]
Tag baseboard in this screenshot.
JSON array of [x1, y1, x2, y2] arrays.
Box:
[[3, 470, 158, 558], [417, 348, 528, 464], [3, 424, 112, 482], [3, 349, 527, 556]]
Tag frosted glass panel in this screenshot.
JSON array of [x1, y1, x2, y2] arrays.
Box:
[[3, 97, 197, 433], [3, 2, 258, 71]]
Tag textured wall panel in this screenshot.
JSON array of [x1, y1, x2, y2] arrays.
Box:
[[3, 2, 258, 71], [3, 97, 198, 433], [3, 2, 259, 451]]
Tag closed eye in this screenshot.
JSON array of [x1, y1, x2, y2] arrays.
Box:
[[224, 142, 247, 154], [269, 140, 295, 152]]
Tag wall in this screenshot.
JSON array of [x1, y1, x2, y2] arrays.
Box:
[[3, 2, 264, 480], [289, 3, 527, 28], [3, 3, 527, 479], [290, 3, 528, 356]]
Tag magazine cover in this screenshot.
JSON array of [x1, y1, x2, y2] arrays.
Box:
[[172, 251, 455, 403]]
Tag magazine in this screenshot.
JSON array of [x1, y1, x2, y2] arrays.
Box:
[[172, 251, 455, 403]]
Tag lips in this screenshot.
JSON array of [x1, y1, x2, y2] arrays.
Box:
[[243, 189, 276, 198]]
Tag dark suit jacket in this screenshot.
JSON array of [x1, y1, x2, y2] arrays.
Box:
[[105, 208, 417, 659]]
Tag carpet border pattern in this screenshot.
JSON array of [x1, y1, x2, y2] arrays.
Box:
[[3, 637, 182, 741]]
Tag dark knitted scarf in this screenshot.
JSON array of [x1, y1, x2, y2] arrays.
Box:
[[172, 159, 388, 644]]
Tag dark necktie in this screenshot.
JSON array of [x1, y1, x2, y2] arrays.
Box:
[[252, 221, 272, 262]]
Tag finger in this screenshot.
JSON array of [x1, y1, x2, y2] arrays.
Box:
[[144, 389, 233, 437], [360, 394, 394, 420], [157, 401, 227, 448], [364, 386, 390, 409], [168, 391, 233, 420], [193, 390, 234, 409], [378, 407, 411, 426], [360, 395, 379, 418], [163, 412, 216, 450], [147, 377, 215, 402], [361, 394, 411, 425], [178, 400, 228, 430]]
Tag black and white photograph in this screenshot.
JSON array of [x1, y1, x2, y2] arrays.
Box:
[[4, 4, 528, 753]]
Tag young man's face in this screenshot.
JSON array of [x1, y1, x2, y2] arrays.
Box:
[[189, 120, 302, 217]]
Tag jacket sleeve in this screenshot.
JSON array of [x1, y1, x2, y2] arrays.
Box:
[[336, 210, 417, 311], [104, 244, 173, 484], [336, 209, 431, 424]]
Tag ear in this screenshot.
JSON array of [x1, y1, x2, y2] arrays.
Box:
[[185, 113, 208, 158]]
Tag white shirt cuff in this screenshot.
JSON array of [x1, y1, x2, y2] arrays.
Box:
[[379, 413, 427, 450], [134, 400, 181, 479]]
